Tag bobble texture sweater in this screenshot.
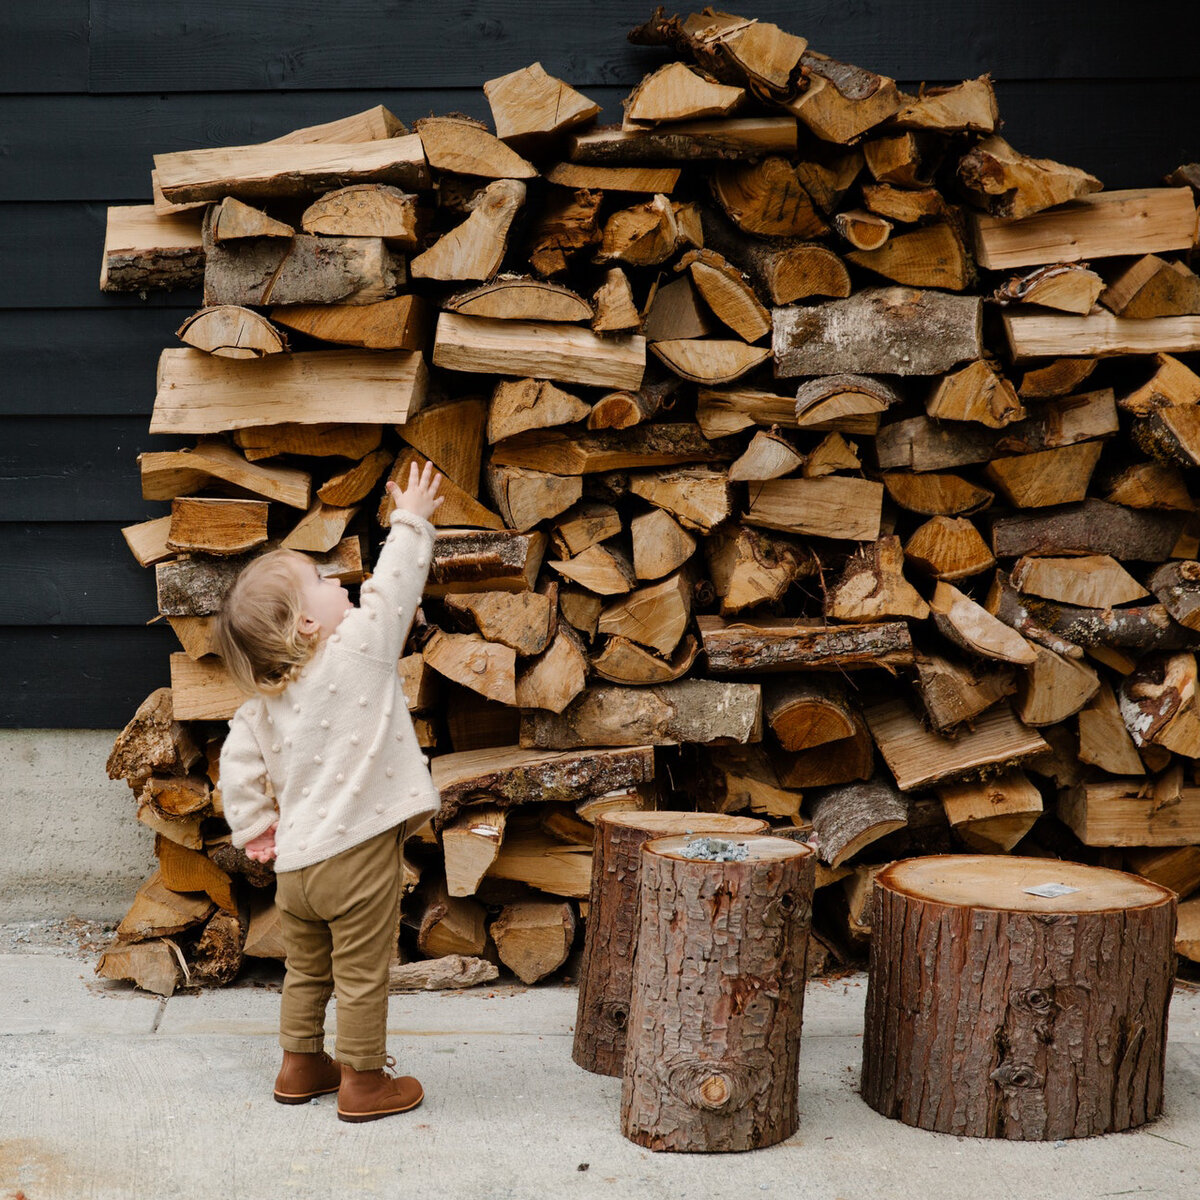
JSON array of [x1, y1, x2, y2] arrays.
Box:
[[219, 508, 440, 872]]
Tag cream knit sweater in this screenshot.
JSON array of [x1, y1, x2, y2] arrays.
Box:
[[219, 508, 441, 873]]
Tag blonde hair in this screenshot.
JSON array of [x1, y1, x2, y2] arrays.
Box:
[[212, 549, 321, 696]]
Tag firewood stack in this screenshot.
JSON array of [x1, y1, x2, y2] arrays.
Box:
[[97, 9, 1200, 996]]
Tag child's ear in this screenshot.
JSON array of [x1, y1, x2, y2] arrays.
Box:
[[297, 614, 320, 636]]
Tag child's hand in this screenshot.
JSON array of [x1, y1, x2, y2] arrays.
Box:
[[386, 461, 444, 523], [245, 824, 278, 863]]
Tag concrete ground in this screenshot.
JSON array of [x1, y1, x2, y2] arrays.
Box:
[[2, 925, 1199, 1200]]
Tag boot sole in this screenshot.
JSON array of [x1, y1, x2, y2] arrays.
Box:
[[337, 1092, 424, 1122], [273, 1084, 341, 1105]]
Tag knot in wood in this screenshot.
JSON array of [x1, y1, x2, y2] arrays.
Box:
[[1012, 986, 1059, 1018], [662, 1057, 752, 1112], [601, 1001, 629, 1033], [989, 1061, 1044, 1090]]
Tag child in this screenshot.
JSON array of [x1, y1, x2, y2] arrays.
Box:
[[214, 460, 444, 1123]]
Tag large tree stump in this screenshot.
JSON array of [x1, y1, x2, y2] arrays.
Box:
[[572, 811, 766, 1077], [862, 855, 1176, 1140], [621, 834, 815, 1152]]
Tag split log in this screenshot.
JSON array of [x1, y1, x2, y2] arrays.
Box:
[[280, 502, 358, 553], [154, 136, 430, 203], [625, 61, 744, 123], [970, 187, 1198, 270], [514, 626, 588, 714], [300, 184, 422, 246], [893, 76, 998, 133], [422, 629, 517, 707], [875, 415, 994, 472], [486, 464, 581, 531], [643, 276, 714, 342], [398, 397, 486, 497], [176, 306, 286, 359], [786, 50, 901, 143], [710, 155, 827, 238], [1015, 642, 1100, 726], [744, 476, 883, 540], [444, 591, 554, 656], [774, 710, 874, 790], [794, 374, 900, 431], [397, 653, 439, 712], [984, 442, 1103, 508], [834, 208, 891, 251], [548, 542, 636, 595], [727, 430, 804, 481], [570, 117, 798, 164], [487, 378, 591, 444], [1077, 682, 1146, 776], [551, 503, 623, 557], [845, 222, 971, 291], [697, 615, 914, 673], [383, 448, 502, 530], [958, 135, 1102, 220], [864, 697, 1048, 791], [904, 516, 995, 580], [559, 587, 603, 637], [598, 572, 692, 657], [572, 811, 766, 1077], [95, 941, 183, 997], [698, 208, 849, 304], [1005, 310, 1200, 362], [1011, 555, 1148, 608], [151, 348, 427, 435], [621, 834, 814, 1152], [651, 337, 770, 384], [388, 955, 499, 993], [415, 116, 536, 179], [317, 448, 393, 506], [990, 500, 1186, 562], [233, 422, 381, 462], [100, 205, 204, 293], [116, 870, 214, 943], [591, 633, 700, 686], [862, 856, 1175, 1138], [595, 195, 698, 266], [427, 530, 546, 596], [1060, 780, 1200, 847], [809, 776, 908, 866], [166, 498, 268, 557], [1126, 846, 1200, 900], [773, 288, 982, 377], [704, 526, 813, 615], [680, 248, 770, 342], [1018, 357, 1098, 398], [485, 823, 593, 898], [527, 186, 602, 276], [630, 508, 696, 579], [591, 269, 642, 335], [122, 516, 175, 568], [446, 277, 591, 324], [995, 389, 1118, 455], [520, 679, 762, 749], [994, 263, 1106, 315], [826, 536, 929, 622], [862, 182, 950, 223], [802, 432, 861, 477], [1133, 404, 1200, 467], [434, 312, 644, 390], [629, 467, 734, 532], [1102, 255, 1200, 318], [882, 471, 993, 517], [106, 688, 200, 785], [412, 879, 488, 959], [483, 62, 600, 153], [545, 162, 681, 194], [1148, 561, 1200, 630], [987, 569, 1200, 653], [442, 806, 507, 897], [431, 744, 654, 830], [927, 360, 1025, 428], [1103, 462, 1193, 511], [490, 900, 577, 985], [1119, 353, 1200, 415], [1117, 653, 1200, 757], [913, 652, 1016, 734], [930, 582, 1037, 665], [203, 225, 405, 310], [937, 770, 1042, 852], [703, 745, 804, 821], [411, 179, 526, 282]]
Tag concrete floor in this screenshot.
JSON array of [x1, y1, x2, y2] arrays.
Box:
[[2, 930, 1199, 1200]]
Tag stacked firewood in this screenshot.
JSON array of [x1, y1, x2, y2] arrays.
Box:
[[98, 9, 1200, 995]]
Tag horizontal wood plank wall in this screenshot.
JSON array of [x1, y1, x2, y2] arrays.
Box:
[[2, 1, 1197, 726]]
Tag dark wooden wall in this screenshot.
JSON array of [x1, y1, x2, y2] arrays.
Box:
[[3, 0, 1198, 726]]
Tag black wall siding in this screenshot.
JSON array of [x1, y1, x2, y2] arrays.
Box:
[[2, 2, 1198, 727]]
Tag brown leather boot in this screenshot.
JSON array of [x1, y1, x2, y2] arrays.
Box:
[[273, 1050, 342, 1104], [337, 1056, 424, 1123]]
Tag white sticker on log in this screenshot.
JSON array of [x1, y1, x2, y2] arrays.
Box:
[[1023, 882, 1080, 898]]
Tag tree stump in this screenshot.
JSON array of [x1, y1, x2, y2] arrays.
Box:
[[620, 834, 815, 1152], [862, 855, 1176, 1140], [572, 811, 767, 1077]]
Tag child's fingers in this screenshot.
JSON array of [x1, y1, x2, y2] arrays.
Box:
[[408, 461, 420, 489]]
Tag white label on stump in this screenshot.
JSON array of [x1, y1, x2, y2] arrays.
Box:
[[1024, 882, 1080, 898]]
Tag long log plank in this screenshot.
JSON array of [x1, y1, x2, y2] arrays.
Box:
[[698, 615, 914, 673]]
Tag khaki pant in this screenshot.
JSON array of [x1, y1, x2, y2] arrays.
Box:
[[274, 823, 407, 1070]]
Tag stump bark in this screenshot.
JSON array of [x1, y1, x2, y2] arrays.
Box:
[[620, 833, 815, 1152], [861, 855, 1176, 1140], [572, 811, 766, 1077]]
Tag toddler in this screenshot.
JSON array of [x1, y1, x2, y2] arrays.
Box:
[[214, 460, 443, 1122]]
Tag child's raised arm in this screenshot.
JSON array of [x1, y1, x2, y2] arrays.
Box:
[[220, 706, 278, 850]]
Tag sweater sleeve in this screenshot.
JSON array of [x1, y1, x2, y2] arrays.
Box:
[[219, 705, 277, 848], [333, 508, 436, 665]]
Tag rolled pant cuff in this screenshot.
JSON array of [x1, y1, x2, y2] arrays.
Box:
[[338, 1050, 388, 1071], [279, 1034, 325, 1054]]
